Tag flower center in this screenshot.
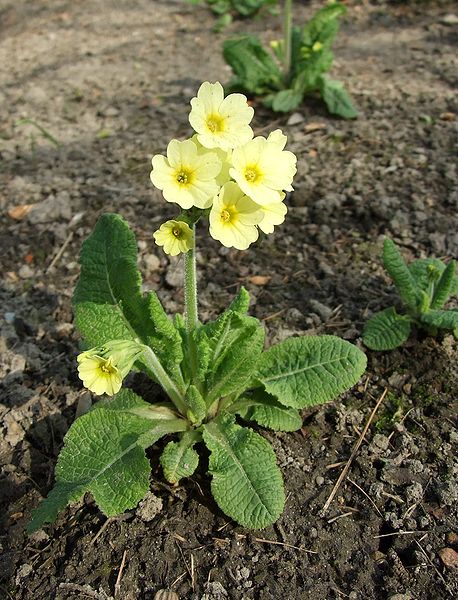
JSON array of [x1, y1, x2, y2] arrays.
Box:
[[220, 205, 237, 224], [206, 113, 225, 134], [176, 169, 191, 185], [220, 209, 231, 222], [99, 358, 116, 375], [172, 227, 182, 238], [244, 166, 261, 184]]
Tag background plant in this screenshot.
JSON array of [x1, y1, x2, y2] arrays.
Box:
[[29, 82, 366, 533], [188, 0, 278, 30], [223, 0, 357, 117], [363, 238, 458, 351]]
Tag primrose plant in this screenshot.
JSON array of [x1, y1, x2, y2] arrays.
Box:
[[363, 238, 458, 351], [29, 82, 366, 533], [223, 1, 357, 117], [188, 0, 278, 30]]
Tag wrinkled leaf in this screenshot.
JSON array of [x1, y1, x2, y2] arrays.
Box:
[[28, 395, 187, 532], [185, 384, 207, 424], [382, 238, 419, 311], [421, 309, 458, 331], [228, 286, 250, 315], [223, 35, 282, 95], [203, 413, 284, 529], [231, 390, 303, 431], [271, 89, 303, 113], [204, 312, 265, 403], [160, 433, 200, 484], [320, 77, 357, 119], [362, 307, 412, 351], [256, 335, 366, 409], [431, 260, 457, 309]]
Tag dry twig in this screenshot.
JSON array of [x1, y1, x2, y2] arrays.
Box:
[[114, 550, 127, 598]]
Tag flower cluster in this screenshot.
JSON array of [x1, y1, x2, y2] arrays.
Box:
[[150, 81, 297, 252]]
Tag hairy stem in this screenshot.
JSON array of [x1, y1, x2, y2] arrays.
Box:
[[141, 346, 187, 414], [184, 224, 199, 384], [283, 0, 293, 82]]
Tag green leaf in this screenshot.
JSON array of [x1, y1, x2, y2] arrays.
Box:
[[73, 213, 147, 345], [362, 307, 412, 351], [73, 214, 183, 385], [223, 35, 282, 95], [228, 286, 250, 315], [160, 432, 200, 484], [144, 291, 184, 385], [95, 388, 178, 421], [27, 481, 86, 534], [431, 260, 457, 309], [28, 401, 187, 532], [271, 89, 303, 113], [421, 310, 458, 331], [185, 385, 207, 424], [320, 77, 357, 119], [256, 335, 367, 409], [203, 414, 284, 529], [302, 2, 346, 49], [204, 312, 265, 403], [232, 0, 275, 17], [382, 238, 419, 311], [231, 390, 303, 432], [409, 258, 446, 293]]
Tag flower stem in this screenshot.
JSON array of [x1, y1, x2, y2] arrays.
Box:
[[184, 225, 198, 332], [184, 224, 199, 383], [283, 0, 293, 83], [141, 346, 187, 414]]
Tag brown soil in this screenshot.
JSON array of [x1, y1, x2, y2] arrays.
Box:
[[1, 1, 457, 599]]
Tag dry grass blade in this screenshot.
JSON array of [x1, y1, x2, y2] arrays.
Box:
[[321, 388, 388, 515]]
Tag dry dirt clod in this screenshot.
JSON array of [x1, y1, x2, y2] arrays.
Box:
[[438, 547, 458, 569], [154, 591, 179, 600]]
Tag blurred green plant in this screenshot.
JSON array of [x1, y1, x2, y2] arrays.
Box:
[[223, 1, 357, 117], [16, 118, 60, 150], [363, 239, 458, 350], [188, 0, 278, 30]]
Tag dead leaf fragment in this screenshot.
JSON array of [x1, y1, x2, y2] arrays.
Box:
[[438, 547, 458, 569], [249, 275, 271, 286], [304, 122, 327, 133], [439, 112, 455, 121], [7, 203, 36, 220]]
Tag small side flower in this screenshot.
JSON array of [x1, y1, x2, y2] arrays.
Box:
[[77, 340, 144, 396], [153, 220, 193, 256], [209, 182, 263, 250]]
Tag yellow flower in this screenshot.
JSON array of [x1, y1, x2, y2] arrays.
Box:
[[258, 198, 288, 234], [153, 220, 193, 256], [77, 354, 122, 396], [150, 138, 221, 209], [209, 182, 263, 250], [229, 129, 297, 206], [189, 81, 254, 151], [77, 340, 144, 396], [312, 41, 323, 52], [191, 134, 232, 187]]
